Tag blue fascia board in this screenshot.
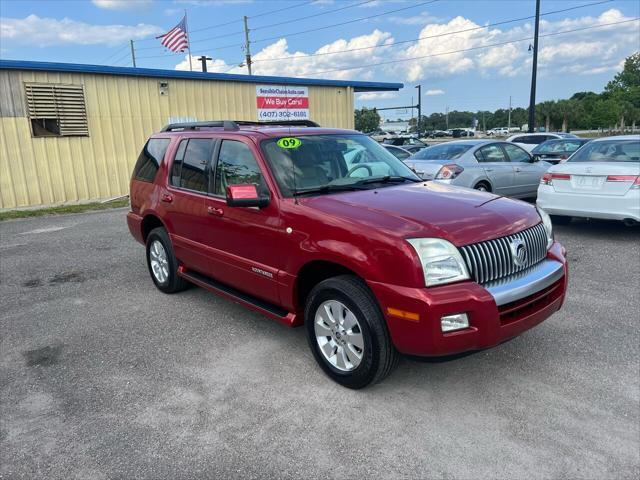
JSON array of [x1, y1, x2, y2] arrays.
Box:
[[0, 60, 403, 92]]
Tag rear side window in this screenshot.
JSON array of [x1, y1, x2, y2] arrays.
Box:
[[171, 138, 213, 192], [476, 144, 508, 162], [133, 138, 170, 182]]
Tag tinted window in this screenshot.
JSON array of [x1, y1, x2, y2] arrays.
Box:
[[533, 139, 586, 154], [477, 144, 508, 162], [385, 146, 410, 160], [179, 139, 213, 192], [502, 143, 530, 162], [568, 139, 640, 163], [513, 135, 546, 145], [412, 143, 472, 160], [214, 140, 264, 196], [133, 138, 170, 182]]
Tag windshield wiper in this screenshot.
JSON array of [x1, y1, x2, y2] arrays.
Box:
[[292, 184, 369, 197], [356, 175, 421, 185]]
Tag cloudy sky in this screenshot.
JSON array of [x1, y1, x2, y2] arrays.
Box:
[[1, 0, 638, 119]]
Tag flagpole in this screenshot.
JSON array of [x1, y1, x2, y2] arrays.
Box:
[[184, 9, 193, 72]]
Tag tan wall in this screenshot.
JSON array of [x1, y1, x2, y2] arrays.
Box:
[[0, 69, 354, 209]]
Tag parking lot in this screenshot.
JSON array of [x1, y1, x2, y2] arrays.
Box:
[[1, 208, 638, 479]]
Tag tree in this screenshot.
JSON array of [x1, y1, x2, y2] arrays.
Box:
[[354, 107, 381, 133], [604, 52, 640, 130], [605, 52, 640, 92], [537, 100, 556, 132]]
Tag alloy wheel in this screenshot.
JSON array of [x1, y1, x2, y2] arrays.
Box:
[[314, 300, 364, 372], [149, 240, 169, 284]]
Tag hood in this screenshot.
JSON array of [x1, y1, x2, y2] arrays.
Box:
[[299, 182, 541, 246]]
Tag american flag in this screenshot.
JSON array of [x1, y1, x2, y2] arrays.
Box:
[[157, 17, 189, 53]]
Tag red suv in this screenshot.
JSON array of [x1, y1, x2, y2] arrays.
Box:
[[127, 120, 568, 388]]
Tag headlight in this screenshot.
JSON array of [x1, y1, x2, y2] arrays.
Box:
[[407, 238, 470, 287], [537, 206, 553, 249]]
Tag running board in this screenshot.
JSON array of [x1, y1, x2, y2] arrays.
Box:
[[178, 267, 298, 326]]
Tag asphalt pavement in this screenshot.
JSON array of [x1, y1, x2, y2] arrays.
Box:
[[1, 208, 638, 479]]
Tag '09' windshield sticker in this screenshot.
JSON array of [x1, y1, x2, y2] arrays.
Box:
[[277, 137, 302, 149]]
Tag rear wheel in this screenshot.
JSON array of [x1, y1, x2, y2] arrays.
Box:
[[474, 182, 491, 192], [304, 275, 398, 389], [550, 215, 572, 225], [146, 227, 188, 293]]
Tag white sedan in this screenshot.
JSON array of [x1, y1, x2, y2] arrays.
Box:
[[537, 135, 640, 225]]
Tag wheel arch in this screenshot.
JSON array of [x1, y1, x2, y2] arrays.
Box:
[[294, 260, 363, 317], [141, 213, 167, 242]]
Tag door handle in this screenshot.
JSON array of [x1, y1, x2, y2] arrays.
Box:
[[514, 167, 522, 172], [207, 206, 224, 216], [161, 193, 173, 203], [484, 168, 493, 172]]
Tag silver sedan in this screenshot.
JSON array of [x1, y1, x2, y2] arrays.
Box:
[[405, 140, 551, 198]]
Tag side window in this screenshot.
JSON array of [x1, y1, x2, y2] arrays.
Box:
[[512, 136, 526, 144], [133, 138, 170, 182], [502, 143, 530, 162], [176, 139, 213, 192], [214, 140, 264, 196], [170, 139, 188, 187], [477, 144, 508, 162]]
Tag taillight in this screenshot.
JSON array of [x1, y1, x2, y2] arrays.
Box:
[[607, 175, 640, 188], [435, 164, 464, 180], [541, 173, 570, 185]]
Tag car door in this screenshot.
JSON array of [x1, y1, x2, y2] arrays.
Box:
[[201, 137, 282, 303], [164, 137, 215, 275], [501, 143, 543, 197], [474, 143, 515, 195]]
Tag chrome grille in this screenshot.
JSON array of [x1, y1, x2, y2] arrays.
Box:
[[460, 223, 548, 285]]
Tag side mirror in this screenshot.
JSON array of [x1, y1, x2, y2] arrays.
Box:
[[226, 184, 270, 208], [530, 154, 538, 162]]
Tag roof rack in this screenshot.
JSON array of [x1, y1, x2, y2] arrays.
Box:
[[160, 119, 320, 132]]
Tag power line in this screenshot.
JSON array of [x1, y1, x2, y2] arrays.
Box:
[[101, 43, 129, 63], [250, 0, 317, 19], [251, 0, 614, 64], [250, 0, 440, 46], [302, 18, 639, 77]]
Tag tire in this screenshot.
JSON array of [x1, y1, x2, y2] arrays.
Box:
[[474, 182, 491, 192], [145, 227, 188, 293], [550, 215, 571, 225], [304, 275, 398, 389]]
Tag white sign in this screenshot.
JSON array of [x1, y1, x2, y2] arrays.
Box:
[[256, 85, 309, 121]]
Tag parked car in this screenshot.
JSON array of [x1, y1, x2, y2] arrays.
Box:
[[451, 128, 475, 138], [369, 130, 397, 142], [382, 136, 428, 152], [537, 135, 640, 225], [382, 144, 412, 160], [487, 127, 509, 136], [128, 120, 566, 388], [507, 132, 579, 152], [531, 138, 591, 164], [428, 130, 449, 138], [405, 140, 551, 198]]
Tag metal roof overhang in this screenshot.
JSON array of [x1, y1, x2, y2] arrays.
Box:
[[0, 60, 403, 93]]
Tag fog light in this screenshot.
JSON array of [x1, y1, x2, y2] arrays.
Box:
[[441, 313, 469, 332]]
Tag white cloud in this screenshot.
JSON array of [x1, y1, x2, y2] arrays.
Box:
[[0, 15, 162, 47], [425, 89, 444, 96], [389, 11, 442, 26], [92, 0, 153, 10], [356, 92, 398, 101]]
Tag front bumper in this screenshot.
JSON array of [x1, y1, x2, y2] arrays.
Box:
[[537, 185, 640, 221], [368, 242, 567, 356]]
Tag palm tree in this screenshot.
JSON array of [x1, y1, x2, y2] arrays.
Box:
[[537, 100, 556, 132], [555, 99, 577, 132]]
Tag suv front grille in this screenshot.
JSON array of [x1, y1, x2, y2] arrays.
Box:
[[460, 223, 548, 285]]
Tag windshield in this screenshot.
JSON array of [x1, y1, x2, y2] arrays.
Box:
[[261, 134, 420, 197], [533, 139, 587, 154], [411, 143, 472, 160], [568, 139, 640, 163]]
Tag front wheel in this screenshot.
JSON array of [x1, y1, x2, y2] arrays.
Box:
[[474, 182, 490, 192], [305, 275, 398, 389]]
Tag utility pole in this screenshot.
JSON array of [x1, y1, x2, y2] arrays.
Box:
[[243, 16, 253, 75], [198, 55, 212, 72], [415, 84, 422, 138], [528, 0, 541, 133], [508, 95, 512, 130], [130, 40, 136, 68]]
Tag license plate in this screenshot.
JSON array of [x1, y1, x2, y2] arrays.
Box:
[[572, 175, 605, 189]]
